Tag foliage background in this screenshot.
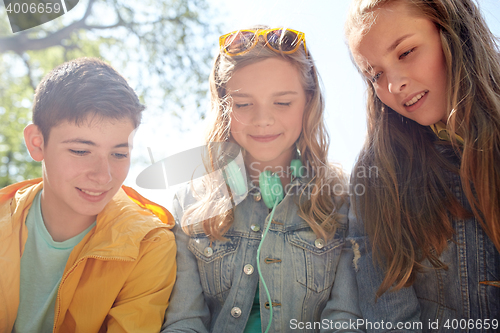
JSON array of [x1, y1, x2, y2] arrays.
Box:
[[0, 0, 219, 187]]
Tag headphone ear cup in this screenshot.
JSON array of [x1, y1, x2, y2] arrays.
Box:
[[290, 159, 303, 178], [259, 170, 284, 209], [223, 160, 247, 196]]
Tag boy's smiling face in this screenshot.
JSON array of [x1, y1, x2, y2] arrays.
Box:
[[25, 116, 135, 229]]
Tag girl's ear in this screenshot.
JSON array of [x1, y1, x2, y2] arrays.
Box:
[[24, 124, 45, 162]]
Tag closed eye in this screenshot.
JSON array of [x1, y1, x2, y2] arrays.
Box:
[[70, 149, 88, 156], [371, 72, 382, 83], [112, 153, 129, 159], [364, 67, 382, 84], [276, 102, 291, 106], [235, 103, 250, 108], [399, 48, 415, 59]]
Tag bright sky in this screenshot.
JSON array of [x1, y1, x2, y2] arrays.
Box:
[[128, 0, 500, 205]]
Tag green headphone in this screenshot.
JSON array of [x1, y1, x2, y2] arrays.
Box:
[[222, 156, 303, 333], [224, 158, 303, 209]]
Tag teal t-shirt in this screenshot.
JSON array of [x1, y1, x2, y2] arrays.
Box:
[[244, 284, 261, 332], [13, 190, 96, 333]]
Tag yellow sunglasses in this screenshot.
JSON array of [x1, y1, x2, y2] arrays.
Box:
[[219, 28, 307, 56]]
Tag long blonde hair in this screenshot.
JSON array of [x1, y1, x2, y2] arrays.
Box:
[[346, 0, 500, 297], [181, 26, 348, 240]]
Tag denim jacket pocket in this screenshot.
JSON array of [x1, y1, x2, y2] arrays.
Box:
[[188, 236, 241, 296], [288, 229, 344, 293]]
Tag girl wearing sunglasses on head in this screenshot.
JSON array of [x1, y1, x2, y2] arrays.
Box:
[[346, 0, 500, 330], [161, 26, 363, 332]]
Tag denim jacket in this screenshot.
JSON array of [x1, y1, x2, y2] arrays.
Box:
[[162, 177, 363, 332], [349, 149, 500, 332]]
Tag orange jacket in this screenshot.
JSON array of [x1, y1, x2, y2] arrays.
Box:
[[0, 179, 176, 332]]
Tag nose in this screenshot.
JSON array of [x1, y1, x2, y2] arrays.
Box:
[[88, 156, 112, 185], [387, 71, 408, 94], [252, 105, 274, 127]]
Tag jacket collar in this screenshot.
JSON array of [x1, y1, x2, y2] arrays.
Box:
[[0, 179, 43, 243], [78, 186, 173, 260], [430, 121, 465, 145], [0, 179, 174, 260]]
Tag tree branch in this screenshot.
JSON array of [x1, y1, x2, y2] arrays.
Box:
[[19, 53, 35, 91]]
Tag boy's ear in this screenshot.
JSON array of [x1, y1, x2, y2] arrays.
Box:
[[24, 124, 45, 162]]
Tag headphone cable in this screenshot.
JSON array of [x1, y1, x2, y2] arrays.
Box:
[[256, 198, 278, 333]]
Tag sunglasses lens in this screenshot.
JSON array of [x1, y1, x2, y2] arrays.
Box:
[[224, 31, 256, 55], [267, 29, 300, 52]]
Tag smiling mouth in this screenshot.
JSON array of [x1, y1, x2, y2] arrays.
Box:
[[250, 134, 280, 142], [405, 91, 427, 106], [77, 188, 105, 196]]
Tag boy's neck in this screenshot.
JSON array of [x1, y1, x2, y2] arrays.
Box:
[[40, 192, 97, 242]]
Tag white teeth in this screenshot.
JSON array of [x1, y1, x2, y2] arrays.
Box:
[[79, 189, 104, 196], [405, 92, 426, 106]]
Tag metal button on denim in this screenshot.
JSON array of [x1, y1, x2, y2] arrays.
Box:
[[244, 264, 254, 275], [231, 307, 242, 318], [250, 224, 260, 232], [254, 193, 262, 202], [204, 247, 213, 257], [314, 239, 325, 249]]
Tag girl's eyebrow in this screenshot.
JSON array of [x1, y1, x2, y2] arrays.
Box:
[[387, 33, 414, 53], [273, 91, 298, 97], [359, 33, 415, 73], [230, 92, 251, 97], [359, 61, 374, 76], [230, 91, 298, 97]]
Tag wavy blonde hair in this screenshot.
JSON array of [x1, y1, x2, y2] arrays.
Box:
[[346, 0, 500, 297], [181, 26, 348, 240]]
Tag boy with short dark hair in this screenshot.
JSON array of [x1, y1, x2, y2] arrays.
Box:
[[0, 57, 176, 332]]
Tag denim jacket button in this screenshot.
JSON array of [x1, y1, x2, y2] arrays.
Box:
[[254, 193, 262, 202], [250, 224, 260, 232], [231, 306, 242, 318], [243, 264, 254, 275], [314, 239, 325, 249], [203, 247, 213, 257]]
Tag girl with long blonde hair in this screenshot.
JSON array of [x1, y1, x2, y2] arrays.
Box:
[[162, 26, 363, 332], [346, 0, 500, 330]]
